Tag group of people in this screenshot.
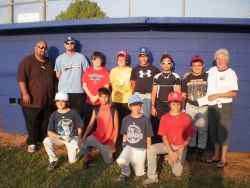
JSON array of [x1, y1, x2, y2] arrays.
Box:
[[16, 36, 238, 187]]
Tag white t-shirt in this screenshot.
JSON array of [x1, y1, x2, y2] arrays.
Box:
[[207, 66, 238, 105]]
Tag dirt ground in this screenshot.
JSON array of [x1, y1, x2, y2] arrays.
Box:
[[0, 123, 250, 179]]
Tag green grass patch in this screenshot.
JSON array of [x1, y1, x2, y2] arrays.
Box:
[[0, 146, 249, 188]]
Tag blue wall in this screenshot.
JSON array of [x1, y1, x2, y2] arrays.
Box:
[[0, 17, 250, 151]]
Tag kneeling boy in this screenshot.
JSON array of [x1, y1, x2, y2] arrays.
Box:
[[43, 92, 84, 171], [141, 92, 195, 187], [79, 87, 119, 169], [116, 94, 154, 181]]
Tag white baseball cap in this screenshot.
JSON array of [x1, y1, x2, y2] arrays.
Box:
[[54, 92, 68, 101]]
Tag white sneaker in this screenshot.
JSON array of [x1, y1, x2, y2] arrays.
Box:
[[141, 177, 158, 187], [28, 145, 36, 152]]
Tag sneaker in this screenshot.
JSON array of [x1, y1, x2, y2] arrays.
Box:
[[83, 160, 95, 170], [76, 152, 83, 161], [197, 149, 204, 162], [118, 173, 127, 182], [141, 177, 158, 187], [47, 161, 58, 171], [28, 145, 36, 152]]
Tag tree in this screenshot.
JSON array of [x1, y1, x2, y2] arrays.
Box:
[[55, 0, 106, 20]]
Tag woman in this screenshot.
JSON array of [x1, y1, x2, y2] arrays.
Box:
[[205, 48, 238, 168]]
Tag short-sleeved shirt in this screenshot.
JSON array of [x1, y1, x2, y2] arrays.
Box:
[[182, 72, 208, 106], [82, 67, 110, 105], [130, 64, 158, 94], [54, 52, 89, 93], [207, 66, 238, 105], [153, 72, 181, 102], [17, 53, 54, 108], [121, 114, 154, 148], [158, 113, 195, 146], [47, 109, 84, 137], [110, 66, 132, 103], [92, 104, 115, 145]]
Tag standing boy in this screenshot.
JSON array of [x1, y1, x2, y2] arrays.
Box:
[[141, 92, 195, 187], [151, 54, 181, 143], [43, 92, 84, 171], [55, 36, 89, 118], [110, 51, 132, 139], [130, 47, 158, 119], [116, 94, 154, 181], [82, 51, 110, 130], [79, 88, 119, 169], [182, 55, 208, 162]]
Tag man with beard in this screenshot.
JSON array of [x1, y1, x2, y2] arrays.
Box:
[[17, 41, 55, 152]]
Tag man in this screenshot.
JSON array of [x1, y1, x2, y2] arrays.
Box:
[[55, 36, 89, 118], [17, 41, 55, 152]]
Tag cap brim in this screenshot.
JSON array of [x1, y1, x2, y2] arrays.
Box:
[[129, 102, 143, 106]]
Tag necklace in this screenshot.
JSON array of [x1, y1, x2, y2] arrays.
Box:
[[161, 72, 171, 79]]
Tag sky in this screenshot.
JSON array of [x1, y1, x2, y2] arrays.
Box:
[[0, 0, 249, 24]]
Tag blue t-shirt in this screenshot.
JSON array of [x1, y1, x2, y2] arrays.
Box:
[[55, 52, 89, 93], [121, 114, 154, 148], [47, 109, 84, 137]]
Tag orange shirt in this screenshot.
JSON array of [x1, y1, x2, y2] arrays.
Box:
[[92, 104, 114, 145]]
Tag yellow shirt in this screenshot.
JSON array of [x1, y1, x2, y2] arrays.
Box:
[[110, 66, 132, 103]]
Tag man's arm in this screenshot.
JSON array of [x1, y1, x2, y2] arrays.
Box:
[[175, 85, 181, 93], [208, 91, 237, 101], [110, 110, 119, 153], [18, 82, 30, 105], [181, 92, 187, 109], [55, 72, 61, 80], [131, 80, 136, 93], [47, 130, 61, 139], [82, 82, 98, 103], [146, 137, 152, 148]]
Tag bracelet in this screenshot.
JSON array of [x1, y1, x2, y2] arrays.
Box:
[[122, 142, 127, 148]]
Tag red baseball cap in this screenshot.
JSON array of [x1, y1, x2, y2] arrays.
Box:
[[190, 55, 203, 63], [161, 54, 173, 62], [168, 92, 182, 102], [117, 51, 128, 59]]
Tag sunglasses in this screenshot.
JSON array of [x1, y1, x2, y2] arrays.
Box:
[[161, 62, 172, 65], [37, 46, 48, 50], [65, 42, 75, 45]]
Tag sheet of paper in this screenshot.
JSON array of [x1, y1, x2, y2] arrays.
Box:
[[197, 96, 210, 106]]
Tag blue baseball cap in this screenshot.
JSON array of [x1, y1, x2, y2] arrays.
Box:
[[128, 94, 143, 106], [64, 36, 75, 43], [138, 47, 150, 56]]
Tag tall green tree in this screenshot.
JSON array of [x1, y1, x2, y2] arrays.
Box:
[[55, 0, 106, 20]]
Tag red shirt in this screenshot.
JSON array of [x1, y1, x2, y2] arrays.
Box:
[[158, 113, 195, 146], [92, 104, 114, 145], [82, 67, 110, 105]]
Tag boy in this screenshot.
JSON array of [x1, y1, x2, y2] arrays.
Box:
[[151, 54, 181, 143], [82, 51, 110, 131], [43, 91, 84, 171], [130, 47, 158, 119], [182, 55, 208, 162], [78, 88, 119, 169], [116, 94, 154, 181], [141, 92, 195, 187], [110, 51, 132, 139]]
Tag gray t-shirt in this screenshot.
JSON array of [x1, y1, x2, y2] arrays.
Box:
[[121, 114, 154, 148], [55, 52, 89, 93], [47, 109, 84, 137]]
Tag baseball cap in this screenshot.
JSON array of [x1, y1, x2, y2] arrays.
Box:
[[64, 36, 75, 43], [190, 55, 203, 63], [168, 92, 182, 102], [161, 54, 173, 62], [117, 51, 128, 59], [54, 91, 69, 101], [128, 94, 143, 106], [138, 47, 150, 56]]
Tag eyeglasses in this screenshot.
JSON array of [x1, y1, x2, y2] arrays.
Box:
[[161, 62, 172, 65], [37, 46, 48, 50], [216, 58, 228, 61], [65, 42, 75, 45]]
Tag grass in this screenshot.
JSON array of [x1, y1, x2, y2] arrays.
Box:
[[0, 145, 249, 188]]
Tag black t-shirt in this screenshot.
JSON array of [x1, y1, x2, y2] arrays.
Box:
[[182, 72, 208, 106], [130, 64, 158, 93]]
